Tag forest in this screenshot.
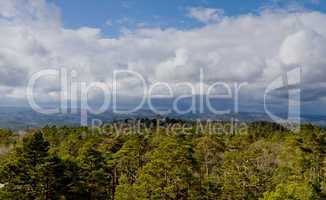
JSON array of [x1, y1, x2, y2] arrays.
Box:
[[0, 119, 325, 200]]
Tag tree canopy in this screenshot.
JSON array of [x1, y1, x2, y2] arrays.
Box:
[[0, 121, 325, 199]]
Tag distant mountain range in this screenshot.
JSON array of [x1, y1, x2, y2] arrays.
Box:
[[0, 106, 325, 130]]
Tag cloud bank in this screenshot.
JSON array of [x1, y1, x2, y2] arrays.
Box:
[[0, 0, 325, 113]]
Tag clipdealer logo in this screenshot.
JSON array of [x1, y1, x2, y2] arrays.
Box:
[[26, 66, 301, 131], [264, 67, 301, 132]]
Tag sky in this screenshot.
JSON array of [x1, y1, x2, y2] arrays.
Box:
[[0, 0, 326, 115], [52, 0, 326, 36]]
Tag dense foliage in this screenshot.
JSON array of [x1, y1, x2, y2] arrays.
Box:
[[0, 120, 325, 199]]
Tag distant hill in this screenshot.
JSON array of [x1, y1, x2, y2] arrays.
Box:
[[0, 106, 325, 130]]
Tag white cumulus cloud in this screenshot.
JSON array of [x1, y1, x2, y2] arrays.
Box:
[[188, 7, 224, 24], [0, 0, 325, 108]]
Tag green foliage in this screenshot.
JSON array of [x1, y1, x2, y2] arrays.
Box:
[[261, 182, 317, 200], [0, 122, 325, 199], [0, 131, 66, 199]]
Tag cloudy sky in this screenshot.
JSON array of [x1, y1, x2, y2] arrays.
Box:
[[0, 0, 326, 115]]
